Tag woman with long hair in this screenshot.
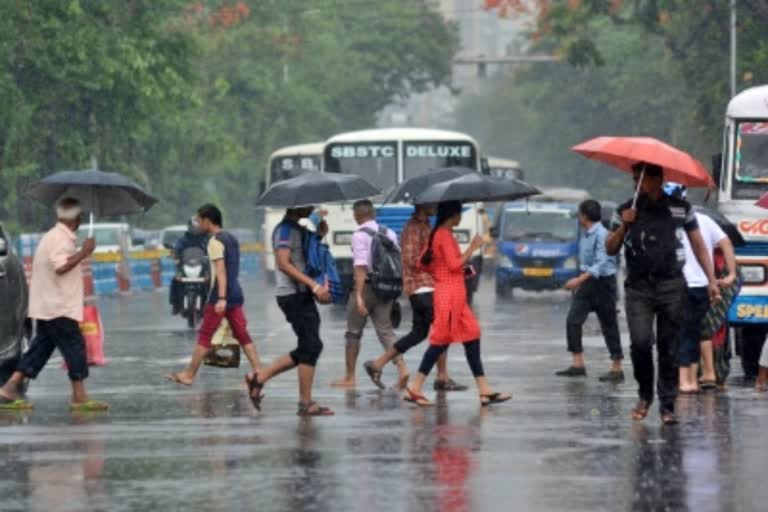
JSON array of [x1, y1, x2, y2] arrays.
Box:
[[403, 200, 511, 407]]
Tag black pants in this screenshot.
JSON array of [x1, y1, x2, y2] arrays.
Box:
[[277, 292, 323, 367], [566, 276, 623, 360], [625, 276, 686, 413], [418, 340, 484, 377], [677, 286, 710, 366], [393, 292, 433, 354], [17, 317, 89, 381], [169, 279, 183, 309]]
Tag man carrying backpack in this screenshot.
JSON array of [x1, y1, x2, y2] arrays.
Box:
[[331, 199, 410, 389], [606, 163, 719, 425], [245, 205, 334, 416]]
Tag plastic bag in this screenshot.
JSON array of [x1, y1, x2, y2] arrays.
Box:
[[203, 318, 241, 368], [62, 304, 106, 369]]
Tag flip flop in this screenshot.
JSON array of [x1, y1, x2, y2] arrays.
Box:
[[0, 398, 33, 411], [70, 400, 109, 412], [700, 380, 717, 390], [164, 373, 191, 386], [434, 378, 469, 392], [631, 399, 651, 421], [297, 401, 334, 417], [245, 373, 264, 411], [363, 361, 385, 390], [480, 392, 512, 406], [403, 387, 433, 407], [661, 411, 679, 426]]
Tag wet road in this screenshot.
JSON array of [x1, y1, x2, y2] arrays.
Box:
[[2, 275, 768, 511]]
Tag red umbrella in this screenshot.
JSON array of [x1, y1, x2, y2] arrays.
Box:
[[571, 136, 715, 188], [756, 192, 768, 209]]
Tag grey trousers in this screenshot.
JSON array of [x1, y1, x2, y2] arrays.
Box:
[[345, 284, 399, 362]]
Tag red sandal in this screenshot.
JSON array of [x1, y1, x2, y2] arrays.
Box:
[[403, 387, 433, 407]]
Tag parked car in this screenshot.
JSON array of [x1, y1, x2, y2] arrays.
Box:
[[0, 223, 30, 384]]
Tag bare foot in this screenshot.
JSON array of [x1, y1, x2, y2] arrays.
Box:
[[330, 378, 356, 388], [0, 387, 21, 402], [165, 372, 194, 386]]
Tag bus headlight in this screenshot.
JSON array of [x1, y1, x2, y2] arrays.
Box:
[[741, 265, 765, 284], [497, 254, 514, 269], [333, 231, 354, 246], [453, 230, 471, 244], [563, 256, 578, 270]]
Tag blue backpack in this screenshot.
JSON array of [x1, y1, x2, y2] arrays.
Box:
[[302, 230, 346, 305]]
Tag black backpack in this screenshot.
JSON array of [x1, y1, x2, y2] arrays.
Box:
[[361, 226, 403, 300]]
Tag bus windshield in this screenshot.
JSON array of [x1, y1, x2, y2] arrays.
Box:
[[269, 155, 320, 184], [324, 142, 397, 194], [732, 122, 768, 199], [403, 141, 477, 179], [502, 210, 577, 242]]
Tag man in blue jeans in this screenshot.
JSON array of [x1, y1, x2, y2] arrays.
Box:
[[556, 199, 624, 382]]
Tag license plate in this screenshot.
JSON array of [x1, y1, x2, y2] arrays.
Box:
[[523, 267, 553, 277], [180, 277, 206, 283]]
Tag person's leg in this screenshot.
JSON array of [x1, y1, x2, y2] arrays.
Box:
[[332, 295, 366, 387], [370, 295, 409, 386], [625, 280, 657, 418], [407, 344, 448, 404], [594, 278, 623, 373], [740, 325, 767, 382], [559, 286, 590, 375], [166, 304, 219, 384], [677, 288, 704, 392], [0, 321, 56, 401], [51, 318, 93, 404], [374, 293, 432, 369], [169, 279, 182, 314], [756, 339, 768, 391], [655, 277, 688, 417], [291, 296, 330, 413], [700, 339, 716, 383], [463, 340, 512, 403], [225, 306, 261, 372]]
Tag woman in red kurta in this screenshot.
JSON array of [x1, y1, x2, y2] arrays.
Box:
[[404, 201, 512, 407]]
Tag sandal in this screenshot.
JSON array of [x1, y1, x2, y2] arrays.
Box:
[[164, 372, 192, 386], [631, 399, 651, 421], [0, 398, 33, 411], [403, 387, 433, 407], [245, 373, 264, 411], [434, 378, 469, 392], [661, 411, 679, 426], [363, 361, 385, 390], [70, 400, 109, 412], [480, 392, 512, 406], [700, 380, 717, 390], [297, 401, 334, 417]]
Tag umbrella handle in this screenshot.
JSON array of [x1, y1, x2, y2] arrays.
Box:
[[631, 167, 645, 210], [88, 211, 94, 237]]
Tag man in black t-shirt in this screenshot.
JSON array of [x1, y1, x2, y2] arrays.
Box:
[[606, 163, 720, 425]]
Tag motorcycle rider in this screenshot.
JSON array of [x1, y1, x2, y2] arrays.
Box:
[[170, 217, 209, 315]]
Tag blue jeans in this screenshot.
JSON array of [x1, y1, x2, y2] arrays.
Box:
[[677, 286, 710, 366], [17, 318, 89, 381]]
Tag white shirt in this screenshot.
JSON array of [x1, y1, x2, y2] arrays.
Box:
[[682, 213, 727, 287]]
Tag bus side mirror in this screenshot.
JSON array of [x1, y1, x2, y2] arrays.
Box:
[[480, 157, 490, 175], [711, 153, 722, 186], [489, 226, 499, 238]]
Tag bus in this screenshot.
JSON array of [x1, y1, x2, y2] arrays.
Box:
[[492, 188, 590, 297], [261, 143, 324, 278], [322, 128, 485, 298], [484, 156, 524, 181], [715, 85, 768, 373]]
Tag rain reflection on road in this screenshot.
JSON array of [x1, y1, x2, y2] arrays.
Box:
[[2, 276, 768, 511]]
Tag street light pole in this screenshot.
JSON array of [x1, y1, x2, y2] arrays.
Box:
[[730, 0, 737, 98]]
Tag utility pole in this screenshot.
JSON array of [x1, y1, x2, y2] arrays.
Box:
[[730, 0, 737, 98]]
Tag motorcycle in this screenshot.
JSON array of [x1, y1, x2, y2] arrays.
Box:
[[177, 247, 209, 329]]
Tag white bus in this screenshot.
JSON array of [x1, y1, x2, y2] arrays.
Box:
[[715, 85, 768, 370], [322, 128, 485, 298], [261, 142, 324, 278], [484, 156, 524, 181]]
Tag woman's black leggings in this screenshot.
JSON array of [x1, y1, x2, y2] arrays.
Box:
[[417, 340, 484, 377]]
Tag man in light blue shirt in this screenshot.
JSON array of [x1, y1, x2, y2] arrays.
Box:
[[556, 200, 624, 381]]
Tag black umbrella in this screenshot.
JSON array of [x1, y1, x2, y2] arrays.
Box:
[[411, 172, 540, 205], [693, 205, 745, 247], [385, 166, 475, 203], [255, 171, 380, 207], [26, 169, 158, 235]]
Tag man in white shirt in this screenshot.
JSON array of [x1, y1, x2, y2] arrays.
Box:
[[665, 183, 734, 393]]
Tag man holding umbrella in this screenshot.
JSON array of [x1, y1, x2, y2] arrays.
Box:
[[0, 198, 107, 411], [606, 163, 719, 424]]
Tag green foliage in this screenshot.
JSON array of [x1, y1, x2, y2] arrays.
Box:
[[0, 0, 458, 231]]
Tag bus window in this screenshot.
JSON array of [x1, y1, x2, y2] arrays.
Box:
[[324, 142, 398, 194], [403, 141, 477, 179], [732, 122, 768, 199]]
